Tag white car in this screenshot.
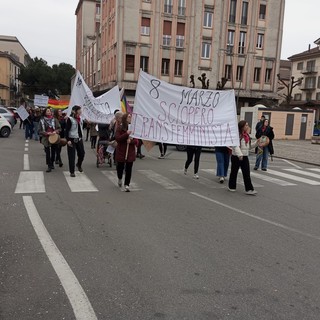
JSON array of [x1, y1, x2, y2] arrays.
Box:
[[0, 115, 12, 137]]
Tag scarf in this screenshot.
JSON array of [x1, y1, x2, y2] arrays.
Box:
[[241, 132, 250, 145], [43, 116, 55, 130], [75, 115, 81, 124]]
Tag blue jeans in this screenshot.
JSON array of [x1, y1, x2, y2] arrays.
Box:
[[215, 148, 230, 177], [255, 146, 268, 169], [33, 122, 39, 140]]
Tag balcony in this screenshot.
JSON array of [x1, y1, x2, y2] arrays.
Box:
[[301, 67, 318, 74], [301, 85, 316, 91]]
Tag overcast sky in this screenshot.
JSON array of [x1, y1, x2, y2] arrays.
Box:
[[0, 0, 318, 67]]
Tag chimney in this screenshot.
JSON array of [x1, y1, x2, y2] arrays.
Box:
[[308, 44, 311, 51]]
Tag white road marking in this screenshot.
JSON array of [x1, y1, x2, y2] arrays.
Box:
[[25, 139, 29, 143], [191, 192, 320, 242], [308, 168, 320, 173], [63, 172, 98, 192], [285, 168, 320, 180], [102, 171, 142, 191], [251, 172, 296, 186], [24, 154, 30, 171], [25, 143, 29, 147], [24, 147, 28, 152], [266, 169, 320, 185], [23, 196, 98, 320], [281, 159, 302, 169], [15, 171, 45, 193], [138, 170, 184, 190]]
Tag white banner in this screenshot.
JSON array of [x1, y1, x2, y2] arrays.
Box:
[[68, 71, 121, 123], [34, 94, 49, 107], [131, 71, 239, 147], [17, 105, 29, 121]]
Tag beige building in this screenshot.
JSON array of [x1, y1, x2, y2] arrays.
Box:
[[288, 39, 320, 121], [76, 0, 285, 109]]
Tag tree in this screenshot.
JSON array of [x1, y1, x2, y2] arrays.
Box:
[[277, 74, 303, 105], [18, 57, 75, 98]]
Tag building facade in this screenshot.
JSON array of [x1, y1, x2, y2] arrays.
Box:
[[76, 0, 285, 109]]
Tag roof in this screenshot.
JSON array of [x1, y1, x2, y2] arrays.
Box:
[[288, 46, 320, 61]]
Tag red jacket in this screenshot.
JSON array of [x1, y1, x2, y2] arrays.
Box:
[[115, 127, 138, 162]]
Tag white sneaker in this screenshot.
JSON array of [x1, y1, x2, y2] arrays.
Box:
[[158, 154, 164, 159], [193, 174, 199, 179], [219, 177, 225, 183], [246, 190, 257, 195], [118, 179, 122, 187], [228, 187, 236, 192], [184, 168, 187, 175], [125, 185, 130, 192]]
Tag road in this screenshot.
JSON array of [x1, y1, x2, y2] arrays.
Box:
[[1, 129, 320, 320]]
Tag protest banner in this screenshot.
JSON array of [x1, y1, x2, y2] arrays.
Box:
[[68, 71, 121, 123], [17, 105, 29, 121], [34, 94, 49, 107], [130, 71, 239, 147]]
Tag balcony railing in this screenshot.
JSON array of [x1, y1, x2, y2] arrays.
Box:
[[163, 35, 171, 46], [301, 84, 316, 90], [301, 67, 318, 74]]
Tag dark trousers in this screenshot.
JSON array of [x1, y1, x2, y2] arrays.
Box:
[[25, 123, 33, 139], [185, 147, 202, 174], [45, 145, 57, 168], [55, 145, 63, 163], [159, 143, 167, 155], [90, 136, 97, 148], [117, 162, 133, 186], [67, 140, 85, 174], [229, 155, 254, 191]]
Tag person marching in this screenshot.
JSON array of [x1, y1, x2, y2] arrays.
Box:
[[184, 146, 202, 179], [228, 120, 261, 195], [54, 109, 66, 167], [66, 106, 85, 177], [89, 122, 98, 149], [215, 146, 231, 183], [158, 143, 168, 159], [39, 107, 61, 172], [115, 113, 138, 192], [254, 119, 275, 171]]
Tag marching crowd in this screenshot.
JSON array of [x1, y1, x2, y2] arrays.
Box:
[[19, 98, 275, 195]]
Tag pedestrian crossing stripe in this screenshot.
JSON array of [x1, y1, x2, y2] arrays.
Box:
[[251, 172, 296, 186], [284, 168, 320, 180], [266, 169, 320, 185], [63, 172, 98, 192], [138, 169, 184, 190], [15, 171, 46, 193], [102, 171, 142, 191], [307, 168, 320, 173]]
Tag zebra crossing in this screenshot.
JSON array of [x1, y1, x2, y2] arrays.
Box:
[[14, 166, 320, 194]]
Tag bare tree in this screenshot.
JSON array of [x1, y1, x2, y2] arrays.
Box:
[[216, 77, 228, 90], [277, 74, 303, 105], [197, 73, 209, 89]]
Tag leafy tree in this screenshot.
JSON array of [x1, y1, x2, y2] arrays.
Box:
[[18, 57, 75, 98]]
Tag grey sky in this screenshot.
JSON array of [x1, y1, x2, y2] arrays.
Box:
[[0, 1, 318, 67]]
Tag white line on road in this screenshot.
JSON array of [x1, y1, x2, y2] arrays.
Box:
[[23, 154, 30, 171], [23, 196, 98, 320], [266, 169, 320, 185], [24, 147, 28, 152], [191, 192, 320, 242], [281, 159, 302, 169], [308, 168, 320, 173], [25, 143, 29, 147], [251, 172, 296, 186], [138, 169, 184, 190], [63, 172, 98, 192], [102, 170, 142, 191], [25, 139, 29, 143], [15, 171, 45, 193], [284, 168, 320, 180]]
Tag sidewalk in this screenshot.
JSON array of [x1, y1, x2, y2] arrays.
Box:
[[272, 140, 320, 166]]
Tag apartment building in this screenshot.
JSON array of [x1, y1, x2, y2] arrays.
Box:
[[288, 39, 320, 121], [0, 35, 30, 106], [76, 0, 285, 109]]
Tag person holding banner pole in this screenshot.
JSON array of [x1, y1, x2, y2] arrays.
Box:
[[115, 113, 138, 192], [184, 146, 202, 179]]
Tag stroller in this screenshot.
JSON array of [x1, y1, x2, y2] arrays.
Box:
[[96, 139, 113, 168]]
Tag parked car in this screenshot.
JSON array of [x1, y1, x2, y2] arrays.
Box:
[[313, 121, 320, 136], [7, 107, 19, 121], [0, 106, 16, 128], [0, 115, 12, 137]]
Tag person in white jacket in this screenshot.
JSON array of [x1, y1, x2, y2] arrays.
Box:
[[228, 120, 261, 195]]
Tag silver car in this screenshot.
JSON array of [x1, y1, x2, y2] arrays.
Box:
[[0, 106, 16, 128]]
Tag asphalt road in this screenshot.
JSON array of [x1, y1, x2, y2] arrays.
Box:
[[1, 129, 320, 320]]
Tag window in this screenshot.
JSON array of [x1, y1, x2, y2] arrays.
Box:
[[125, 55, 134, 73], [254, 67, 261, 82], [161, 59, 170, 75], [140, 56, 149, 73], [294, 93, 302, 101], [203, 11, 213, 28], [176, 23, 185, 47], [238, 31, 246, 54], [163, 20, 172, 46], [316, 92, 320, 100], [176, 35, 184, 48], [163, 35, 171, 46], [225, 64, 232, 80], [229, 0, 237, 23], [297, 62, 303, 70], [201, 42, 211, 59], [259, 4, 266, 19], [227, 30, 235, 54], [256, 33, 264, 49], [318, 76, 320, 88], [175, 60, 183, 76], [265, 68, 272, 83], [285, 114, 294, 135], [141, 17, 150, 35], [306, 92, 312, 101], [241, 1, 248, 25], [306, 60, 316, 72], [236, 66, 243, 81], [305, 77, 316, 89], [164, 0, 172, 14], [178, 0, 186, 15]]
